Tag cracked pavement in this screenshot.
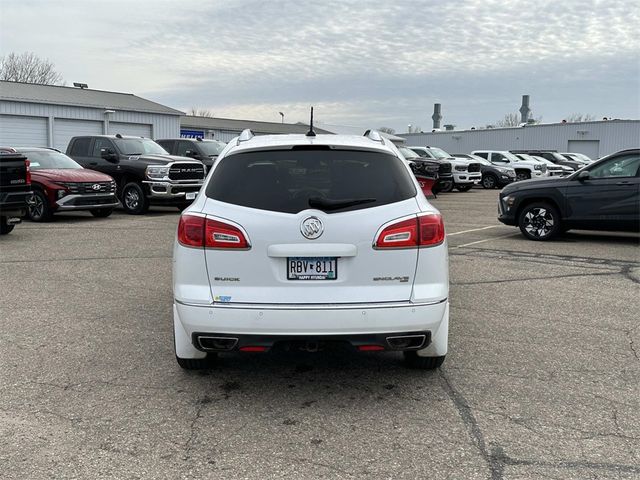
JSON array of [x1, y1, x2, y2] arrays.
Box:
[[1, 189, 638, 479]]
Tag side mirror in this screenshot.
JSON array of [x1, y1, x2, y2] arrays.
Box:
[[100, 148, 118, 162], [577, 170, 590, 181]]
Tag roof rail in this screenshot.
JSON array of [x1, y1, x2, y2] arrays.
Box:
[[237, 129, 254, 146], [363, 129, 384, 143]]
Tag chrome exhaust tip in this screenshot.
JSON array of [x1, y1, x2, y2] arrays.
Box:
[[197, 336, 238, 351], [386, 334, 426, 350]]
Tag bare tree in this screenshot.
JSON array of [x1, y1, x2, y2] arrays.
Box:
[[565, 113, 595, 122], [188, 107, 215, 118], [0, 52, 64, 85], [496, 112, 542, 127], [495, 112, 521, 127], [378, 127, 396, 135]]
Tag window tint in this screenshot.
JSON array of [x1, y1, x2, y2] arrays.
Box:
[[206, 149, 416, 214], [176, 140, 195, 156], [588, 154, 640, 179], [492, 153, 506, 162], [92, 138, 115, 157], [157, 140, 175, 154], [70, 138, 91, 156]]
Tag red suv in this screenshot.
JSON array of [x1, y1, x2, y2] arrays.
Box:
[[0, 147, 119, 221]]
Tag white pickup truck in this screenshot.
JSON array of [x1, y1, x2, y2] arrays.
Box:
[[409, 146, 481, 192], [471, 150, 547, 181]]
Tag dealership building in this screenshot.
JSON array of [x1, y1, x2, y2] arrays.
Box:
[[179, 115, 332, 142], [0, 81, 182, 152]]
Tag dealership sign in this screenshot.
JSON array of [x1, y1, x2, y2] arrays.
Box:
[[180, 129, 205, 139]]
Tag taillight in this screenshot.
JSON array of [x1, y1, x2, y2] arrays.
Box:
[[177, 214, 250, 249], [25, 159, 31, 185], [375, 214, 445, 249], [177, 214, 205, 247]]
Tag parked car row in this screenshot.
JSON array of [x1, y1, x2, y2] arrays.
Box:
[[0, 136, 227, 233]]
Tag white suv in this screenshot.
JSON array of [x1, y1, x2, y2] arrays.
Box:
[[472, 150, 547, 181], [173, 130, 449, 370]]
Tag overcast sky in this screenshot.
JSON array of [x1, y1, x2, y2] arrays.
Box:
[[1, 0, 638, 132]]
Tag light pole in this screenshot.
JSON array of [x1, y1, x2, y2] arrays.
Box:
[[407, 124, 412, 133], [279, 112, 284, 124]]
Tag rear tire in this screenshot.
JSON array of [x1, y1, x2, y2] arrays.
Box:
[[176, 354, 217, 370], [0, 217, 15, 235], [121, 182, 150, 215], [27, 190, 53, 222], [90, 208, 114, 218], [518, 202, 561, 241], [404, 352, 446, 370], [482, 174, 498, 189], [456, 184, 473, 192]]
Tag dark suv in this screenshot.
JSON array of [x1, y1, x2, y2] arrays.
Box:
[[0, 152, 32, 234], [67, 135, 206, 214], [157, 138, 226, 172]]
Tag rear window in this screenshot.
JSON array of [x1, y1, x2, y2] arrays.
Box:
[[206, 149, 416, 214]]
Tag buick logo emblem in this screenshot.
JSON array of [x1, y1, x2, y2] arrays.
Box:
[[91, 184, 101, 191], [301, 216, 323, 240]]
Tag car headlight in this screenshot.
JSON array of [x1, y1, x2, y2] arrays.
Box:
[[502, 195, 516, 211], [534, 164, 543, 170], [146, 165, 170, 180], [56, 189, 67, 199]]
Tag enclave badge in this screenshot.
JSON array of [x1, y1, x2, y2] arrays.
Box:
[[301, 216, 323, 240]]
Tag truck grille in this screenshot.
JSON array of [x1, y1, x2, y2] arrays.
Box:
[[468, 163, 481, 173], [60, 181, 116, 194], [439, 163, 452, 174], [454, 165, 467, 172], [169, 163, 205, 181]]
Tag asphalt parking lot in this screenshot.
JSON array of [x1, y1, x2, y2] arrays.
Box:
[[1, 188, 639, 479]]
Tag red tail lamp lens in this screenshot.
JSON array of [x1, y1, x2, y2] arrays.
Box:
[[177, 215, 250, 249], [375, 214, 445, 249]]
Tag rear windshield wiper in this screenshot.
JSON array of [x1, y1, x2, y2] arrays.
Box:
[[308, 197, 376, 211]]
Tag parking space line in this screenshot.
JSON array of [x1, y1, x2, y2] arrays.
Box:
[[447, 225, 501, 237], [453, 233, 520, 249]]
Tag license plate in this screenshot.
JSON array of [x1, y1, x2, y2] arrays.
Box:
[[185, 192, 197, 200], [287, 257, 337, 280]]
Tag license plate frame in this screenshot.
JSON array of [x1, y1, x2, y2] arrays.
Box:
[[287, 257, 338, 281]]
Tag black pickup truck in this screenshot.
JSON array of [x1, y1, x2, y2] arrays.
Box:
[[66, 135, 206, 214], [0, 153, 32, 234]]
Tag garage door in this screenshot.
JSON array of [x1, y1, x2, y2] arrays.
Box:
[[54, 119, 103, 152], [567, 140, 600, 160], [0, 115, 48, 147], [109, 122, 152, 138]]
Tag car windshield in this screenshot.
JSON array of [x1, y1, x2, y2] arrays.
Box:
[[23, 150, 82, 170], [530, 156, 553, 165], [199, 141, 226, 156], [517, 154, 542, 163], [114, 138, 168, 155], [503, 152, 521, 162], [471, 157, 492, 166], [426, 147, 451, 159], [206, 149, 416, 214], [399, 147, 420, 160]]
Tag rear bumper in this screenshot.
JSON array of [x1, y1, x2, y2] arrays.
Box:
[[174, 299, 449, 357], [0, 190, 32, 216], [174, 298, 448, 336]]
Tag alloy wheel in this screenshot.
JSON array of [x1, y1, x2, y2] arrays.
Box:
[[482, 175, 496, 188], [124, 188, 140, 210], [29, 194, 44, 220], [523, 207, 554, 238]]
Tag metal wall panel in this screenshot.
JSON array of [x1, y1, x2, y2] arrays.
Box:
[[54, 118, 103, 152], [0, 114, 48, 146], [400, 120, 640, 159], [109, 122, 152, 138], [0, 100, 180, 143]]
